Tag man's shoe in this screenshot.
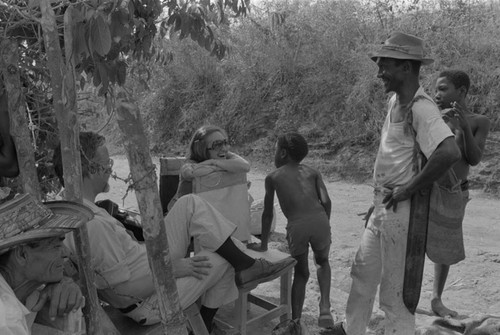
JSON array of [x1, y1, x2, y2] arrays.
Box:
[[331, 322, 347, 335], [235, 257, 296, 286]]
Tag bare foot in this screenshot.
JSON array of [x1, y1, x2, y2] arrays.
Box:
[[431, 297, 458, 318]]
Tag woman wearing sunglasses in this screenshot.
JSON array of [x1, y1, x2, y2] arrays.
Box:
[[168, 125, 250, 210]]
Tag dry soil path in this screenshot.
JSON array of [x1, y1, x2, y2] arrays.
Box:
[[103, 156, 500, 335]]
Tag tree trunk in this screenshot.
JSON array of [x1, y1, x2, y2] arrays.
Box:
[[39, 1, 119, 334], [115, 87, 188, 335], [0, 38, 41, 199]]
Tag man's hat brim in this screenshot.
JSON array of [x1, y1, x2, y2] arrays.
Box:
[[369, 50, 434, 65], [0, 201, 93, 252]]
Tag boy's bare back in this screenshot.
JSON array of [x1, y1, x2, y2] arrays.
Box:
[[268, 163, 330, 221]]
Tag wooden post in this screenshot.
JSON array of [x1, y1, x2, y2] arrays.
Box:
[[39, 1, 119, 334], [0, 38, 41, 199], [115, 87, 188, 335]]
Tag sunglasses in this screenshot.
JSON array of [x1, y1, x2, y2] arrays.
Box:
[[208, 139, 229, 151]]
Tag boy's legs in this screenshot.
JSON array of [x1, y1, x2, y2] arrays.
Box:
[[291, 252, 309, 320], [432, 264, 457, 317], [431, 189, 469, 318], [313, 245, 332, 319]]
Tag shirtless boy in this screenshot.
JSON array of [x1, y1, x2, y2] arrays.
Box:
[[432, 70, 490, 317], [248, 132, 333, 327]]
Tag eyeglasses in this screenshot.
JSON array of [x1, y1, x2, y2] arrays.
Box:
[[92, 158, 114, 174], [208, 139, 229, 151]]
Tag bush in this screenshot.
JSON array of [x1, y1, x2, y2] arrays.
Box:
[[132, 0, 500, 177]]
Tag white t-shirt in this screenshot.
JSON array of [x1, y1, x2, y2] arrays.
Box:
[[65, 199, 153, 308], [0, 273, 32, 335], [374, 87, 454, 187]]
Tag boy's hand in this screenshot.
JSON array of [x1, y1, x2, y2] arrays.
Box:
[[247, 242, 267, 252], [450, 101, 470, 130]]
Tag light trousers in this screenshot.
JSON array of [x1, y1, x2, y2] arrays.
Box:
[[125, 194, 239, 325], [345, 190, 415, 335]]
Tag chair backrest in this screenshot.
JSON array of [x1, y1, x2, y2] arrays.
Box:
[[159, 157, 252, 242], [193, 171, 251, 242], [159, 157, 185, 215]]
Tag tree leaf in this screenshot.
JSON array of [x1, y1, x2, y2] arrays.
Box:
[[90, 15, 112, 56], [97, 61, 109, 94], [116, 60, 127, 86]]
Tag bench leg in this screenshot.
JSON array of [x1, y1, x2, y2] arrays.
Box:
[[235, 291, 248, 335], [185, 304, 209, 335]]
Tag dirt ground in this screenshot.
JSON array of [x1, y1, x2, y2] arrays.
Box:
[[103, 156, 500, 335]]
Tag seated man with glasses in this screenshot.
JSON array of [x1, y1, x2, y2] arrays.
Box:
[[53, 131, 294, 333]]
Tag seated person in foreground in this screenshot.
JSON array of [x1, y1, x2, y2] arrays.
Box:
[[53, 131, 294, 333], [168, 125, 250, 210], [0, 193, 91, 334]]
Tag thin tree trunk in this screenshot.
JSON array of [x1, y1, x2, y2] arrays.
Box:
[[39, 1, 119, 334], [0, 38, 41, 199], [115, 87, 188, 335]]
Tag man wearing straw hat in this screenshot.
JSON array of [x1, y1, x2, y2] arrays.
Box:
[[332, 32, 461, 334], [0, 193, 93, 334]]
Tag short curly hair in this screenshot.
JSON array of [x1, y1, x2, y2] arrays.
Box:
[[53, 132, 106, 186], [277, 132, 308, 163], [438, 70, 470, 95]]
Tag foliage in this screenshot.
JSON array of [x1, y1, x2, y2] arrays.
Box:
[[137, 0, 500, 184], [0, 0, 250, 193]]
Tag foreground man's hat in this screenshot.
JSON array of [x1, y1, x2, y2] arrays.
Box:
[[0, 193, 93, 252], [369, 31, 434, 65]]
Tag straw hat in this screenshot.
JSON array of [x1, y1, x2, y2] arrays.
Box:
[[369, 32, 434, 65], [0, 194, 93, 252]]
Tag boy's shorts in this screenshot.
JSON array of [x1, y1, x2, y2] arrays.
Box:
[[286, 212, 331, 257]]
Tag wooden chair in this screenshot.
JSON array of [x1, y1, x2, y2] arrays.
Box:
[[193, 171, 251, 242], [216, 249, 296, 335], [159, 157, 296, 335]]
